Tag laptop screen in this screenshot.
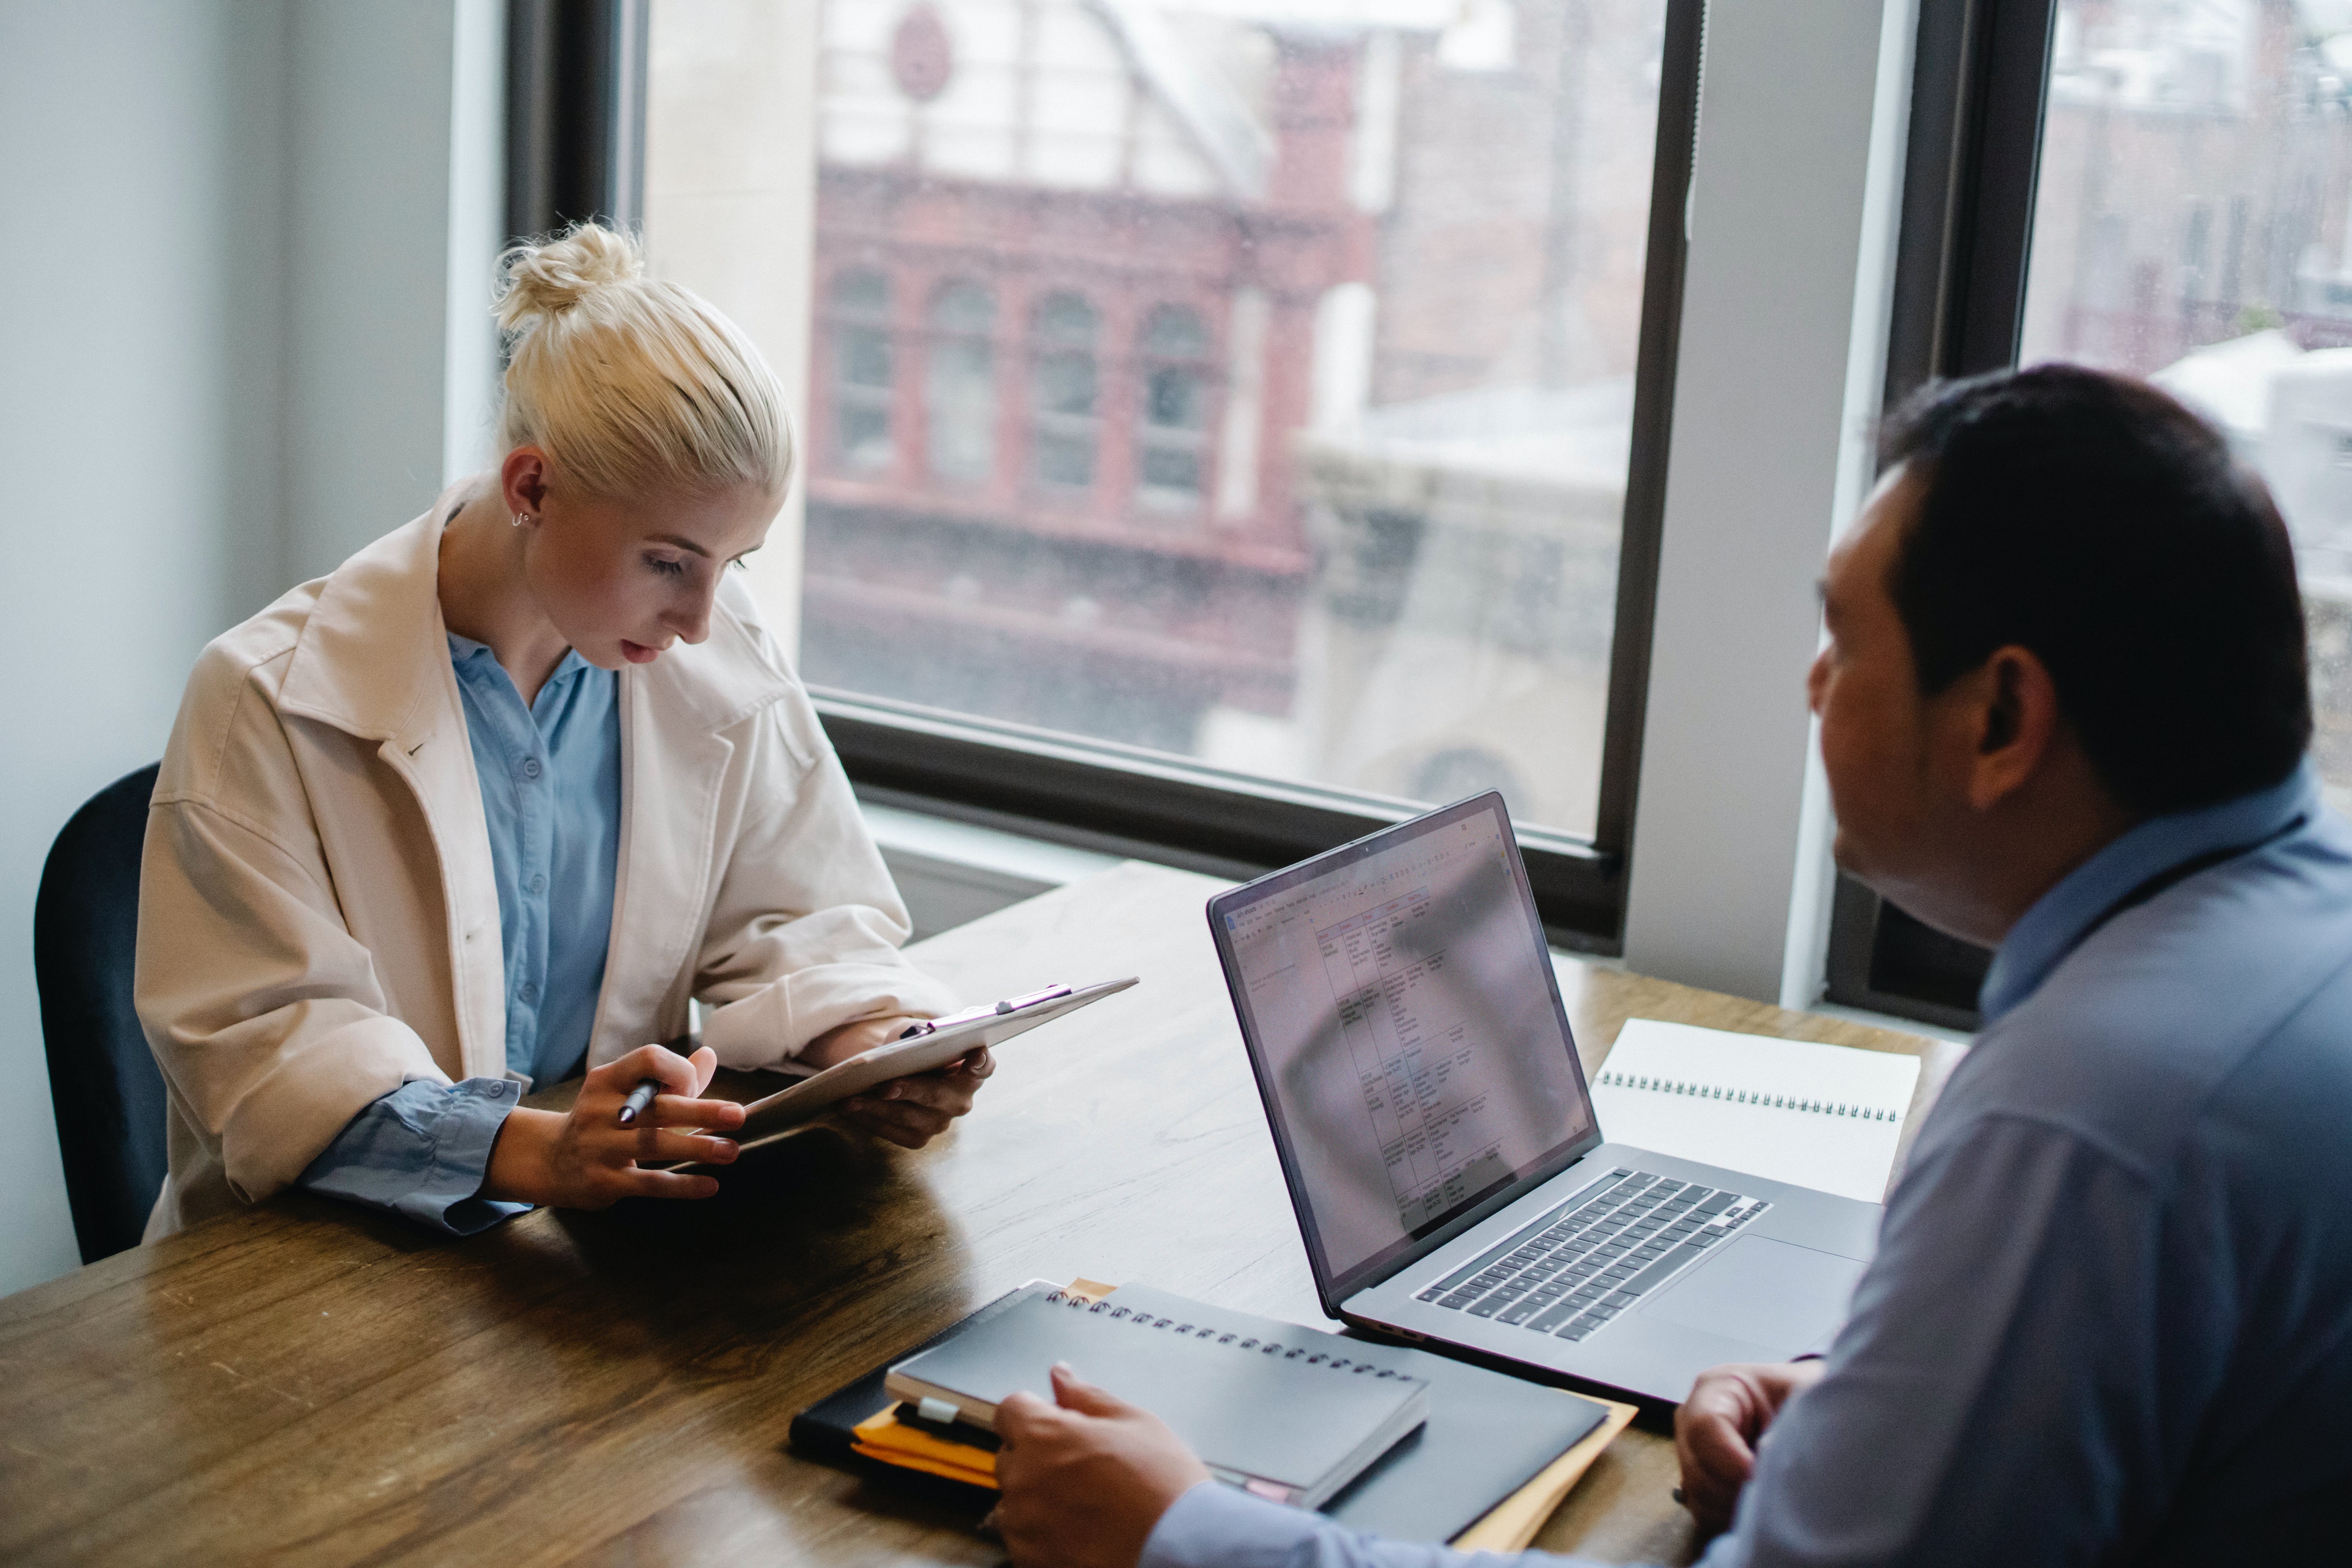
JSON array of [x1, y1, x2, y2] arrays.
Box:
[[1210, 794, 1600, 1305]]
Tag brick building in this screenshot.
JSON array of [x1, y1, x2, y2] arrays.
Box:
[[801, 0, 1665, 831]]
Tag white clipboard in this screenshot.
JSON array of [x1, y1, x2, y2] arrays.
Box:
[[713, 977, 1137, 1156]]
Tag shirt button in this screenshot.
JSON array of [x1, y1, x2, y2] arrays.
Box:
[[530, 873, 546, 894], [518, 982, 539, 1004], [521, 758, 543, 779]]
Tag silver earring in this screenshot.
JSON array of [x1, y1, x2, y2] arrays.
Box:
[[512, 512, 532, 528]]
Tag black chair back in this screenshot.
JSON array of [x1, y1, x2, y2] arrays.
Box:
[[35, 763, 167, 1263]]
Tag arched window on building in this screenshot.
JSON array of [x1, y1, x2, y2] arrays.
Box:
[[1137, 305, 1213, 510], [829, 269, 894, 471], [926, 280, 997, 482], [1029, 292, 1100, 490]]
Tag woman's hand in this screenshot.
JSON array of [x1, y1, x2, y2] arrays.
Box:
[[800, 1014, 998, 1150], [1673, 1358, 1826, 1533], [994, 1363, 1210, 1568], [479, 1042, 746, 1208]]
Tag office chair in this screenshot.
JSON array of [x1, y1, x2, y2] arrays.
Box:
[[34, 762, 167, 1263]]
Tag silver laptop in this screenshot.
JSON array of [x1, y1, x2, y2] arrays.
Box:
[[1205, 792, 1880, 1405]]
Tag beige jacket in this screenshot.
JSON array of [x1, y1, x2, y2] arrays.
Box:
[[136, 496, 956, 1238]]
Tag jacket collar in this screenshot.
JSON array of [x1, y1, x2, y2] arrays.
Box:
[[275, 493, 463, 746], [275, 485, 799, 744]]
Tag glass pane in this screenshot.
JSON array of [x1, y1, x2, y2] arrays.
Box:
[[2019, 0, 2352, 807], [652, 0, 1673, 839], [840, 325, 892, 390], [1035, 427, 1098, 486], [1143, 303, 1210, 358], [1140, 440, 1202, 495], [1144, 363, 1206, 431], [833, 267, 891, 316], [1035, 290, 1100, 348], [925, 281, 996, 480], [1034, 355, 1098, 417]]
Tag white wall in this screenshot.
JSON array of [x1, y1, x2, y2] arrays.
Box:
[[0, 0, 501, 1296], [281, 0, 505, 581]]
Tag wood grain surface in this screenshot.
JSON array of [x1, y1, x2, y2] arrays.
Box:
[[0, 861, 1930, 1566]]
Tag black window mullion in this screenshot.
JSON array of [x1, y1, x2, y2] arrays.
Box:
[[506, 0, 649, 243], [1825, 0, 2058, 1029], [1592, 0, 1705, 870]]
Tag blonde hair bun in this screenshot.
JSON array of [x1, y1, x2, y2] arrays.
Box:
[[490, 221, 792, 499], [494, 224, 647, 333]]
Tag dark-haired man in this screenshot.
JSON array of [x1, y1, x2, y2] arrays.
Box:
[[987, 366, 2352, 1566]]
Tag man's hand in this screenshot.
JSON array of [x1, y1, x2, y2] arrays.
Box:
[[994, 1363, 1212, 1568], [480, 1042, 746, 1208], [801, 1014, 997, 1150], [1674, 1359, 1826, 1533]]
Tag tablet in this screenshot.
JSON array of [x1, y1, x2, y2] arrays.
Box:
[[715, 977, 1137, 1156]]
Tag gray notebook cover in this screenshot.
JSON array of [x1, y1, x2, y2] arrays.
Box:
[[889, 1285, 1428, 1505], [1106, 1284, 1610, 1540]]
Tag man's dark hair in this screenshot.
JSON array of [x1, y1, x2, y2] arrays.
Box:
[[1879, 363, 2310, 815]]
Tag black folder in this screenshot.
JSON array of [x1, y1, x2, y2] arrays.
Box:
[[790, 1281, 1608, 1543]]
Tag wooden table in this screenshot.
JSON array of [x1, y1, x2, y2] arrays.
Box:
[[0, 862, 1933, 1566]]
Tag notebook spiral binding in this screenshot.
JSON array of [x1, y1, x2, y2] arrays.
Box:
[[1042, 1289, 1412, 1379], [1592, 1069, 1900, 1122]]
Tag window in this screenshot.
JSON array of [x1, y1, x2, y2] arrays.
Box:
[[1136, 304, 1212, 508], [925, 279, 996, 482], [2016, 0, 2352, 825], [644, 0, 1704, 947], [1030, 292, 1101, 491], [1832, 0, 2352, 1027], [830, 268, 896, 471]]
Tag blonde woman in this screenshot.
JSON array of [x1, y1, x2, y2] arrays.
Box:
[[135, 224, 985, 1239]]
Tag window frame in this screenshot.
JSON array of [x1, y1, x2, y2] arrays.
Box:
[[506, 0, 649, 241], [564, 0, 1705, 953], [1821, 0, 2058, 1027]]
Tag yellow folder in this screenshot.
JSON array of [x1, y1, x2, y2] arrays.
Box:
[[848, 1277, 1634, 1550]]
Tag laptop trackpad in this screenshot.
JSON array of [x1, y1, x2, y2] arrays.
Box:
[[1637, 1234, 1867, 1354]]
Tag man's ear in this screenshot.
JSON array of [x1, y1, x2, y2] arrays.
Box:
[[1967, 645, 2062, 811]]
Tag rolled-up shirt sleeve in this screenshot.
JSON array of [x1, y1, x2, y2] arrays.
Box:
[[297, 1078, 532, 1236]]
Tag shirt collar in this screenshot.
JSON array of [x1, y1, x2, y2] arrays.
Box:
[[1979, 759, 2321, 1023], [445, 632, 594, 693]]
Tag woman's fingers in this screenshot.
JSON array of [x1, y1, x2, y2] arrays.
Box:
[[644, 1093, 747, 1131], [621, 1167, 723, 1200], [628, 1126, 740, 1165], [592, 1043, 702, 1110], [849, 1094, 959, 1134], [838, 1101, 946, 1149], [870, 1074, 978, 1116]]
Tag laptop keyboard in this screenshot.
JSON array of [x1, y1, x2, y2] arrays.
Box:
[[1414, 1169, 1771, 1343]]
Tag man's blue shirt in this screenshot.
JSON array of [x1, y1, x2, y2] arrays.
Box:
[[297, 635, 621, 1234], [1142, 760, 2352, 1566]]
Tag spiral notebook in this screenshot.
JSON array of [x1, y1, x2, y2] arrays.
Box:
[[1588, 1019, 1923, 1203], [885, 1283, 1431, 1510]]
